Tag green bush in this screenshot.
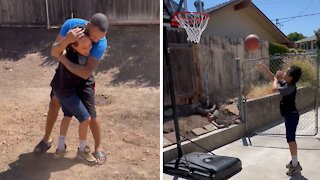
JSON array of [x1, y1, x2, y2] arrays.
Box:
[[269, 43, 290, 74], [315, 29, 320, 51], [269, 42, 290, 56], [289, 49, 297, 53]]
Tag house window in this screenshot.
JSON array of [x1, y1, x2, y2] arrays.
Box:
[[308, 41, 311, 50], [313, 41, 317, 49]]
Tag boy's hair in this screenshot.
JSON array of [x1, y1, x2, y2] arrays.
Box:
[[90, 13, 109, 33], [288, 65, 302, 84]]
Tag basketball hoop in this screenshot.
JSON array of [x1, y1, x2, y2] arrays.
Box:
[[172, 12, 209, 44]]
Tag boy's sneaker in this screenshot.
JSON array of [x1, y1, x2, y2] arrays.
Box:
[[54, 145, 69, 159], [77, 146, 97, 165], [286, 162, 302, 176], [286, 161, 292, 169]]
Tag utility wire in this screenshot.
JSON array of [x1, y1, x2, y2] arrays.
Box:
[[272, 12, 320, 22], [280, 0, 314, 23]]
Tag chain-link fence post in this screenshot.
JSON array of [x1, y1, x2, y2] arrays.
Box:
[[316, 51, 320, 135], [236, 58, 246, 134]]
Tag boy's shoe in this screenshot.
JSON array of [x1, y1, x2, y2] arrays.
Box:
[[286, 161, 292, 169], [286, 162, 302, 176], [77, 146, 97, 165], [54, 145, 69, 159]]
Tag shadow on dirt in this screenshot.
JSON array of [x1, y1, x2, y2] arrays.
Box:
[[0, 28, 57, 64], [0, 25, 159, 87], [0, 152, 78, 180]]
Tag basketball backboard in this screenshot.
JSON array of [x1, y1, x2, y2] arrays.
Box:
[[164, 0, 205, 28]]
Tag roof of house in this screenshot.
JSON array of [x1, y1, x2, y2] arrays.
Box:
[[164, 0, 290, 43], [204, 0, 289, 43], [204, 0, 239, 13], [295, 35, 317, 43]]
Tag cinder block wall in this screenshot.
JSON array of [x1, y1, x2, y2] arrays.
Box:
[[245, 87, 316, 132]]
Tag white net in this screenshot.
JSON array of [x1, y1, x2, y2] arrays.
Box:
[[175, 12, 209, 44]]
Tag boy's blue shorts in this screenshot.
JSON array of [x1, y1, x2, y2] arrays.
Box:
[[284, 112, 299, 143], [52, 89, 90, 123]]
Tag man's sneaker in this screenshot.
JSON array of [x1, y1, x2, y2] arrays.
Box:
[[54, 145, 69, 159], [33, 139, 53, 154], [286, 162, 302, 176], [77, 146, 97, 165]]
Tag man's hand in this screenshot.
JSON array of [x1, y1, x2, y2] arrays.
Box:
[[64, 28, 85, 44], [51, 28, 84, 59]]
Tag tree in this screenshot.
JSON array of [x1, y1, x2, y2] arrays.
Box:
[[315, 28, 320, 52], [287, 32, 305, 42]]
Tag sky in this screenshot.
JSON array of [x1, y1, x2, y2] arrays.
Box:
[[173, 0, 320, 37]]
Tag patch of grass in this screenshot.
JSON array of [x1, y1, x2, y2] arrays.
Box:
[[246, 57, 317, 99], [246, 83, 274, 99]]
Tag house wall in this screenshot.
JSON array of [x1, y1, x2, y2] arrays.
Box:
[[203, 4, 285, 43], [296, 40, 318, 52]]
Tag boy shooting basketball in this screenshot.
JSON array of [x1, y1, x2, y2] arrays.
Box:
[[258, 63, 302, 176]]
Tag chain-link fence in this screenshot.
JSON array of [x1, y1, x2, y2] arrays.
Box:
[[238, 53, 319, 136]]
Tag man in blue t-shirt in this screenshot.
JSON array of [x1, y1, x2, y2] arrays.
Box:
[[34, 13, 108, 164]]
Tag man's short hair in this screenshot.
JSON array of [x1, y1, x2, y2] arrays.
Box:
[[90, 13, 109, 33]]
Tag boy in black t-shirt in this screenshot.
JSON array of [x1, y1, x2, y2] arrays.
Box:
[[51, 28, 97, 164], [259, 64, 302, 176]]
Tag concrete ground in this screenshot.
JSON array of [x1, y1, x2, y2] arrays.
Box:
[[164, 110, 319, 180]]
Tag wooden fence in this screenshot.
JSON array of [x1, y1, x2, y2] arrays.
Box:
[[164, 29, 269, 106], [0, 0, 160, 27], [164, 28, 197, 106]]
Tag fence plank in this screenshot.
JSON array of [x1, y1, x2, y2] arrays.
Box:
[[164, 43, 196, 106], [0, 0, 160, 26], [164, 28, 269, 105], [0, 0, 46, 25]]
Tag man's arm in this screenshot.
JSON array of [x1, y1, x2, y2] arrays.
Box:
[[51, 28, 84, 58], [59, 55, 99, 79]]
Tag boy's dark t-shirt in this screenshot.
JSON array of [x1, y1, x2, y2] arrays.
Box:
[[278, 80, 297, 116], [51, 47, 95, 96]]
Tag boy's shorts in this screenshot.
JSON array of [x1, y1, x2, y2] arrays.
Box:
[[284, 112, 299, 143], [52, 89, 90, 123], [77, 84, 96, 119], [50, 83, 96, 119]]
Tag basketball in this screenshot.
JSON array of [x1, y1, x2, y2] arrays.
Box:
[[245, 34, 260, 51]]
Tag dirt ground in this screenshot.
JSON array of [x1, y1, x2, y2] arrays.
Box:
[[0, 26, 159, 180]]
